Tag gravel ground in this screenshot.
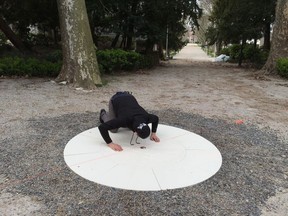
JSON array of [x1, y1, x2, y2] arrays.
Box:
[[1, 111, 287, 215], [1, 59, 288, 215]]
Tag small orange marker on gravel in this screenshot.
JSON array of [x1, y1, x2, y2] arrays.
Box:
[[235, 119, 244, 124]]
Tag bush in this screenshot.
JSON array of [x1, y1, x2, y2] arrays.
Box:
[[276, 58, 288, 78], [243, 44, 257, 59], [220, 44, 268, 65], [0, 49, 158, 77], [96, 49, 143, 73], [220, 47, 230, 56], [0, 56, 61, 77], [229, 44, 242, 60], [243, 44, 268, 65]]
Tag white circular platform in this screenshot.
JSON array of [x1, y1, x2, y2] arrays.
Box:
[[64, 124, 222, 191]]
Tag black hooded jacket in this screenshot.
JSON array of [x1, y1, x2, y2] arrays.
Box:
[[98, 93, 159, 144]]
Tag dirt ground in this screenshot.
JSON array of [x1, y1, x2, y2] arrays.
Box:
[[1, 59, 288, 215]]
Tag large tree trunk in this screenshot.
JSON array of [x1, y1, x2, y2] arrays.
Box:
[[0, 16, 30, 53], [56, 0, 102, 89], [262, 0, 288, 75]]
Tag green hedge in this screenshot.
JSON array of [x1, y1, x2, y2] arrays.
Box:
[[220, 44, 268, 65], [276, 58, 288, 78], [96, 49, 143, 73], [0, 49, 158, 77], [0, 57, 61, 77]]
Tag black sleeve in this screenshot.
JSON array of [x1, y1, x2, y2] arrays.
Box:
[[98, 118, 125, 144], [148, 114, 159, 133]]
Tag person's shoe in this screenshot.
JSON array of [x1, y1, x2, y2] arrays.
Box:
[[99, 109, 106, 123]]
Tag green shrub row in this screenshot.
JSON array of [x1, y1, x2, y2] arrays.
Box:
[[221, 44, 269, 65], [0, 49, 158, 77], [96, 49, 156, 73], [0, 57, 61, 77], [276, 58, 288, 78]]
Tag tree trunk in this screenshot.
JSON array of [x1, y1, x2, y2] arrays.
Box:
[[56, 0, 102, 89], [262, 0, 288, 75], [238, 39, 245, 67], [111, 34, 120, 48], [126, 0, 137, 50], [126, 26, 134, 50], [158, 43, 165, 60], [120, 35, 126, 48], [263, 21, 271, 50], [215, 40, 222, 56], [0, 16, 30, 53], [145, 41, 154, 54], [254, 38, 257, 48]]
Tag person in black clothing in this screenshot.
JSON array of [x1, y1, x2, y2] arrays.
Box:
[[98, 91, 160, 151]]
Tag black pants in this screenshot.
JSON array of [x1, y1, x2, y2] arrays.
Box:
[[101, 91, 132, 132]]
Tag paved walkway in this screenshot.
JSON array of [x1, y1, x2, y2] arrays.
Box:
[[173, 43, 214, 61]]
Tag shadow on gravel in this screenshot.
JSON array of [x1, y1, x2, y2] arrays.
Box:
[[1, 110, 287, 215]]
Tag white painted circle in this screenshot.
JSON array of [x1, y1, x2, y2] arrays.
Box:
[[64, 124, 222, 191]]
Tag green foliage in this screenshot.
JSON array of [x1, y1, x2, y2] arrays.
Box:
[[229, 44, 241, 60], [276, 58, 288, 78], [1, 0, 59, 46], [0, 32, 8, 46], [2, 0, 201, 54], [87, 0, 201, 52], [43, 50, 63, 63], [220, 47, 230, 56], [96, 49, 143, 73], [208, 0, 276, 46], [0, 57, 61, 77], [221, 44, 268, 65], [243, 44, 269, 65], [0, 49, 157, 77]]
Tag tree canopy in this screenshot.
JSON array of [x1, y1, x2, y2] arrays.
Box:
[[0, 0, 59, 45], [85, 0, 202, 51], [0, 0, 202, 53], [206, 0, 276, 48]]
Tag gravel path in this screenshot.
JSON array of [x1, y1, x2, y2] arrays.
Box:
[[174, 43, 214, 61], [1, 58, 288, 215]]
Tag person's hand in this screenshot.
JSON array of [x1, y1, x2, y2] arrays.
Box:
[[150, 133, 160, 142], [107, 142, 123, 151]]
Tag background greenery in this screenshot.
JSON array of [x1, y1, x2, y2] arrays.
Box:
[[0, 0, 286, 78], [0, 49, 158, 77], [276, 58, 288, 78], [220, 44, 269, 66]]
